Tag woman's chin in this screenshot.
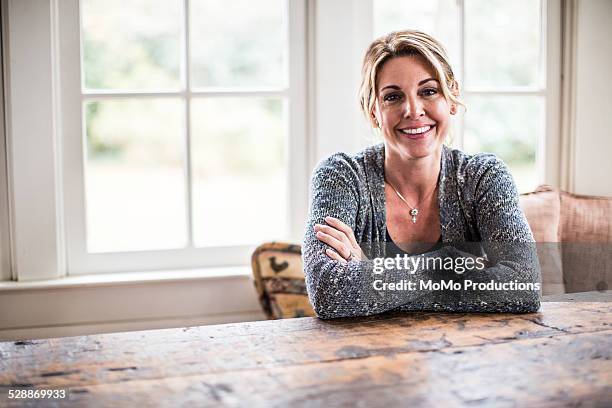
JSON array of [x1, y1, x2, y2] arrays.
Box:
[[400, 147, 435, 159], [396, 137, 441, 159]]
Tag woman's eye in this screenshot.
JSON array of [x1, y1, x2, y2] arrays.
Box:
[[383, 94, 401, 102], [421, 88, 438, 97]]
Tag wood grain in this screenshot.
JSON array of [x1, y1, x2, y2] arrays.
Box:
[[1, 299, 611, 407]]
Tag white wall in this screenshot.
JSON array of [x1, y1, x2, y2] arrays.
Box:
[[573, 0, 612, 196]]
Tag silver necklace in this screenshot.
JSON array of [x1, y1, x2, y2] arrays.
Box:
[[385, 179, 437, 224]]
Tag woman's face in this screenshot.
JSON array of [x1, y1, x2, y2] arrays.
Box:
[[373, 55, 455, 161]]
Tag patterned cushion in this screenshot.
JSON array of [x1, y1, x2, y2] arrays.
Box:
[[251, 242, 315, 319]]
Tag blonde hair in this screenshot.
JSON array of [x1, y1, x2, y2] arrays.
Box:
[[358, 30, 463, 127]]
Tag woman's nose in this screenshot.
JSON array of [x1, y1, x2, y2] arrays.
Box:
[[403, 97, 425, 118]]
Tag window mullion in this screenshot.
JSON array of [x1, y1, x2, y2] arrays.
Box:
[[81, 92, 186, 100], [183, 0, 194, 248], [7, 0, 68, 280], [457, 0, 466, 150], [81, 90, 289, 99], [544, 0, 562, 187], [0, 1, 11, 281], [287, 0, 308, 242], [189, 89, 288, 97], [464, 89, 547, 97]]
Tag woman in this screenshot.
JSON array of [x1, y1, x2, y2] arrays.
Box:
[[302, 30, 541, 319]]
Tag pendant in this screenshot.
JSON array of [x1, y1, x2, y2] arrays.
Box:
[[410, 208, 418, 224]]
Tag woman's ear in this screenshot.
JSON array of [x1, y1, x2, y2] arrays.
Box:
[[450, 79, 460, 97], [371, 115, 380, 128], [449, 80, 459, 115], [371, 105, 382, 129]]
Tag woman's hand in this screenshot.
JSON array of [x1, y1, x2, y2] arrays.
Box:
[[314, 216, 365, 263]]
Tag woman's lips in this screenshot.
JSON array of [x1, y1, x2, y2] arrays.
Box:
[[397, 125, 436, 140]]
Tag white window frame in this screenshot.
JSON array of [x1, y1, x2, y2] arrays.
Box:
[[0, 1, 11, 282], [453, 0, 562, 189], [4, 0, 308, 280]]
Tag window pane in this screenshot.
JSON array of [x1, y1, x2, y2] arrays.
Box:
[[84, 99, 187, 252], [373, 0, 459, 69], [191, 98, 286, 246], [81, 0, 182, 90], [190, 0, 285, 88], [463, 96, 544, 193], [465, 0, 541, 88]]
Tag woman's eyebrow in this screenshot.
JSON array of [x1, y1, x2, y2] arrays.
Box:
[[419, 78, 439, 86], [380, 78, 439, 92], [380, 84, 400, 92]]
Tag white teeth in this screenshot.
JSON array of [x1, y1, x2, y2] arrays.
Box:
[[401, 125, 431, 135]]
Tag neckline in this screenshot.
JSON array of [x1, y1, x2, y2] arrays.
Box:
[[374, 143, 446, 242], [385, 228, 443, 256]]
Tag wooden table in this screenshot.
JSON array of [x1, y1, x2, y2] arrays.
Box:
[[1, 293, 611, 407]]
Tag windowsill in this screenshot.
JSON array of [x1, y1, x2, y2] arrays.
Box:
[[0, 264, 264, 340], [0, 266, 252, 292]]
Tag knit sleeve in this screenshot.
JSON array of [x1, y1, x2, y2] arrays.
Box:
[[447, 155, 542, 311]]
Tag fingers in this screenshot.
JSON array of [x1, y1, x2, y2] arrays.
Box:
[[326, 248, 347, 265], [314, 224, 349, 245], [323, 216, 360, 249], [314, 216, 363, 262], [315, 230, 351, 259]]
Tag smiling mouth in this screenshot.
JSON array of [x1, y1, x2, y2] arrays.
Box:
[[398, 125, 435, 138]]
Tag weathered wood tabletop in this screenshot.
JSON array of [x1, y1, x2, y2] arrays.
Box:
[[1, 294, 611, 407]]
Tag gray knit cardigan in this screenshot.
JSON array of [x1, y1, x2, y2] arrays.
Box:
[[302, 143, 541, 319]]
